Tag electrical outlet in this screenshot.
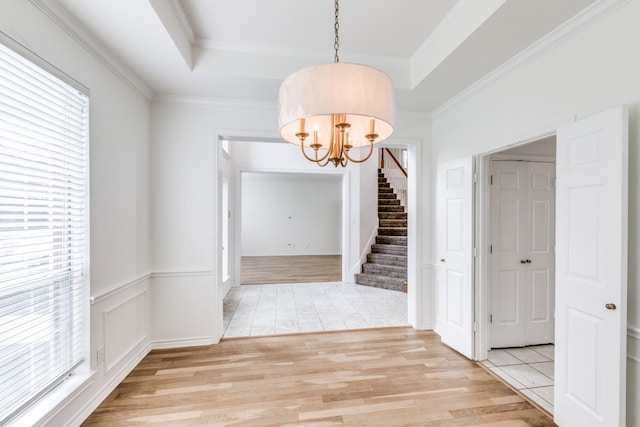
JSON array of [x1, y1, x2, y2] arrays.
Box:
[[96, 346, 104, 366]]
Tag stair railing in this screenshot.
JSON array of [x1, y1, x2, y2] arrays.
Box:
[[380, 148, 408, 208]]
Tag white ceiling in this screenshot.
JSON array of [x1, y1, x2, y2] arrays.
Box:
[[56, 0, 598, 112]]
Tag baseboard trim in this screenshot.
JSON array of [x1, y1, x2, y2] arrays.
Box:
[[416, 321, 435, 331], [152, 336, 217, 350], [63, 343, 151, 427]]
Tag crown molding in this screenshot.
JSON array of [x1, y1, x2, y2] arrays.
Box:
[[410, 0, 505, 88], [29, 0, 153, 99], [194, 38, 409, 68], [167, 0, 194, 44], [432, 0, 631, 118], [152, 94, 276, 110]]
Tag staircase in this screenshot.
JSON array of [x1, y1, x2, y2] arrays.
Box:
[[355, 169, 408, 292]]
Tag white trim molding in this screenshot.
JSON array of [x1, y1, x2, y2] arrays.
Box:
[[433, 0, 632, 118], [102, 289, 149, 374], [152, 336, 218, 350], [152, 94, 276, 110], [151, 269, 212, 278], [28, 0, 153, 99], [629, 325, 640, 363], [64, 344, 152, 427], [90, 272, 151, 305]]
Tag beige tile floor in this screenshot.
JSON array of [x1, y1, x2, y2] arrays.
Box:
[[223, 282, 408, 338], [481, 345, 555, 414]]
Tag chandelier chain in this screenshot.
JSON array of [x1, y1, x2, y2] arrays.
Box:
[[334, 0, 340, 63]]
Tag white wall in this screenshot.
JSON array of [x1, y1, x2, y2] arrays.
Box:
[[241, 172, 341, 256], [150, 102, 432, 347], [2, 1, 434, 425], [431, 0, 640, 423], [149, 103, 369, 345], [1, 1, 152, 425], [500, 136, 556, 156], [358, 149, 380, 267]]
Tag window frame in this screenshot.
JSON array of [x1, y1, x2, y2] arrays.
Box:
[[0, 32, 91, 426]]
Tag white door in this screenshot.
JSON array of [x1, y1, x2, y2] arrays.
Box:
[[435, 157, 474, 359], [489, 160, 555, 347], [218, 144, 233, 295], [555, 106, 628, 426]]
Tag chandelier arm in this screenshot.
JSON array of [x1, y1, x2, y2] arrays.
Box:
[[343, 139, 375, 164], [300, 138, 330, 163], [318, 155, 332, 167]]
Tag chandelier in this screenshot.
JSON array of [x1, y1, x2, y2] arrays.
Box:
[[277, 0, 395, 167]]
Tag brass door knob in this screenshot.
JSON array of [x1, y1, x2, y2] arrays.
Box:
[[520, 260, 526, 264], [440, 258, 445, 263], [526, 259, 532, 263], [605, 303, 617, 310]]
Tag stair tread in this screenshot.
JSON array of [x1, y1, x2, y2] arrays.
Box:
[[354, 273, 407, 292], [376, 235, 407, 243], [363, 263, 406, 271], [355, 273, 406, 282], [368, 252, 407, 258], [379, 222, 408, 227]]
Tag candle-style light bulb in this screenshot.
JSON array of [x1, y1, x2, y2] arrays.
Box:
[[300, 118, 305, 133], [369, 118, 375, 134]]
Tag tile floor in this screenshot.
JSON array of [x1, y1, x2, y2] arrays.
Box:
[[481, 345, 555, 414], [223, 282, 408, 338]]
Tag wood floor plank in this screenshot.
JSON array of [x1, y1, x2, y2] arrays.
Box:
[[241, 255, 341, 284], [82, 328, 556, 426]]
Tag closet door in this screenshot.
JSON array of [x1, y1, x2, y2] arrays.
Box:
[[489, 160, 555, 348], [490, 161, 527, 347], [524, 161, 555, 345]]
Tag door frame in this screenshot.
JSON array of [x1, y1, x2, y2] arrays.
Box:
[[213, 130, 424, 338], [474, 132, 557, 360]]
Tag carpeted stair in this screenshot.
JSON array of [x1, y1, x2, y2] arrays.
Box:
[[355, 170, 408, 292]]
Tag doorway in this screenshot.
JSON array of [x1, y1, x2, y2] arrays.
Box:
[[436, 107, 628, 425], [216, 135, 422, 340], [478, 136, 557, 413]]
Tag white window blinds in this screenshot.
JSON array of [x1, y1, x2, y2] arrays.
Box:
[[0, 40, 89, 423]]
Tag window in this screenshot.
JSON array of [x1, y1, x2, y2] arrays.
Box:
[[0, 40, 89, 423]]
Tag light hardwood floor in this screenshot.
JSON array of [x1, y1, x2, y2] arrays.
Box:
[[82, 327, 555, 426], [241, 255, 341, 285]]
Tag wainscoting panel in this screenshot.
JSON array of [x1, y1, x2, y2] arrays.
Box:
[[150, 271, 220, 348], [418, 264, 437, 330], [103, 289, 148, 374]]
